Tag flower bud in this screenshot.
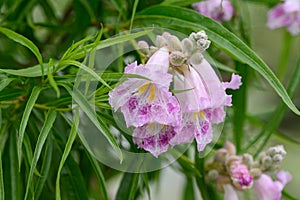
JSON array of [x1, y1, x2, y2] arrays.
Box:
[[225, 155, 240, 167], [267, 145, 286, 157], [242, 153, 253, 168], [167, 35, 183, 51], [272, 154, 284, 164], [250, 168, 262, 178], [189, 31, 211, 52], [262, 156, 272, 169], [224, 141, 236, 155], [170, 51, 186, 67], [189, 52, 203, 65], [182, 38, 194, 56], [138, 41, 149, 55], [207, 169, 219, 181], [156, 35, 167, 48], [214, 148, 228, 163]]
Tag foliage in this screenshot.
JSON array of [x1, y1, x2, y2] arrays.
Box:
[[0, 0, 299, 199]]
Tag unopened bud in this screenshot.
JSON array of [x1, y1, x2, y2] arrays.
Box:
[[242, 153, 253, 167], [156, 35, 167, 48], [226, 155, 240, 167], [214, 148, 228, 163], [167, 35, 182, 51], [189, 52, 203, 65], [250, 168, 262, 178], [170, 51, 186, 67], [138, 41, 149, 54], [262, 156, 272, 169], [224, 141, 236, 155], [189, 31, 211, 52], [207, 169, 219, 181], [182, 38, 194, 56], [267, 145, 286, 157], [273, 154, 284, 164]]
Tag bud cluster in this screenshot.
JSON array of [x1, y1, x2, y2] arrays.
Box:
[[138, 31, 211, 69], [205, 141, 287, 193]]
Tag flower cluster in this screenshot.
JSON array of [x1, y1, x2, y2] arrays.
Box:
[[267, 0, 300, 35], [109, 31, 241, 157], [192, 0, 234, 22], [205, 142, 292, 200]]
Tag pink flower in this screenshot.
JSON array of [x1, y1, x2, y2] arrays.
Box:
[[224, 171, 292, 200], [267, 0, 300, 35], [170, 58, 241, 151], [229, 161, 253, 189], [133, 123, 178, 157], [109, 48, 181, 128], [192, 0, 234, 22], [254, 171, 292, 200]]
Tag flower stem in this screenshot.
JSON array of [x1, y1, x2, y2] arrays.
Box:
[[276, 32, 292, 80], [194, 145, 218, 200]]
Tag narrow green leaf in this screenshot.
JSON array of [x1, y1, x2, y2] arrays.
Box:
[[56, 109, 79, 200], [59, 59, 111, 89], [18, 86, 42, 169], [0, 27, 44, 76], [47, 59, 60, 98], [0, 150, 4, 200], [85, 150, 109, 200], [0, 63, 48, 77], [129, 0, 139, 31], [60, 156, 89, 200], [115, 173, 139, 200], [136, 6, 300, 116], [73, 29, 153, 60], [61, 83, 123, 162], [5, 129, 22, 200], [24, 109, 56, 200], [35, 137, 53, 199], [0, 77, 13, 92]]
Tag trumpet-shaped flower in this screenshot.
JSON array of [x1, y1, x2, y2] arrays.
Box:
[[192, 0, 234, 22], [254, 171, 292, 200], [267, 0, 300, 35], [109, 48, 181, 127], [171, 57, 241, 150]]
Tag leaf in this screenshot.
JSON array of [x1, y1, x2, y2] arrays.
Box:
[[85, 150, 109, 200], [135, 5, 300, 116], [18, 86, 42, 169], [0, 77, 13, 92], [115, 173, 139, 200], [34, 137, 53, 200], [47, 59, 60, 98], [0, 150, 4, 200], [4, 129, 22, 200], [73, 29, 153, 60], [61, 83, 123, 162], [24, 109, 56, 200], [60, 156, 89, 200], [56, 109, 79, 200], [0, 27, 44, 76], [59, 59, 111, 89], [129, 0, 139, 31], [183, 178, 195, 200], [0, 64, 48, 77]]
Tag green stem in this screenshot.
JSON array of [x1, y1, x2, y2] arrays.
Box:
[[277, 32, 293, 80], [232, 62, 249, 154], [194, 145, 217, 200]]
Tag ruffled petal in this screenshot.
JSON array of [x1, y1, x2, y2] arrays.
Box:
[[254, 174, 283, 200], [277, 170, 292, 185], [222, 74, 242, 90], [133, 123, 177, 157], [120, 85, 181, 127]]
